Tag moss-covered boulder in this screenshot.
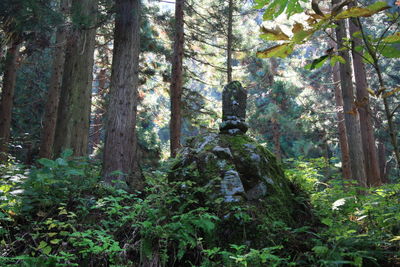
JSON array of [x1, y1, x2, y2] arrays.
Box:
[[169, 132, 312, 248]]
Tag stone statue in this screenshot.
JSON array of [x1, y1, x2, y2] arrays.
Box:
[[219, 81, 248, 135]]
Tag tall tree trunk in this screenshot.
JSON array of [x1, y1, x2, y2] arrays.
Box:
[[91, 68, 107, 151], [378, 142, 388, 183], [53, 0, 97, 157], [39, 0, 70, 159], [332, 64, 352, 179], [272, 119, 281, 162], [103, 0, 143, 189], [349, 12, 381, 186], [227, 0, 233, 83], [333, 8, 367, 186], [353, 17, 400, 168], [169, 0, 184, 158], [0, 40, 20, 162]]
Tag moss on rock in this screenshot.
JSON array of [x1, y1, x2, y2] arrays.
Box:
[[169, 132, 313, 248]]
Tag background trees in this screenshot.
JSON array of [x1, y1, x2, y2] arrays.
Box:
[[0, 0, 398, 184]]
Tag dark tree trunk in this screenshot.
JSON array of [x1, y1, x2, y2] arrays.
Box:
[[53, 0, 97, 157], [227, 0, 233, 83], [39, 0, 70, 159], [349, 14, 381, 186], [169, 0, 184, 158], [332, 64, 352, 180], [103, 0, 143, 189], [333, 7, 367, 186], [0, 40, 20, 162]]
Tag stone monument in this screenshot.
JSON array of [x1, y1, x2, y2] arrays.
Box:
[[168, 81, 312, 254], [219, 81, 248, 135]]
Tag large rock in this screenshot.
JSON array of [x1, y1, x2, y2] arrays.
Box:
[[169, 133, 311, 247], [169, 81, 312, 249]]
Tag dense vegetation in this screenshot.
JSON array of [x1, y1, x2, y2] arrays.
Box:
[[0, 0, 399, 266]]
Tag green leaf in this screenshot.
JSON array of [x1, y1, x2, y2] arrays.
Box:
[[363, 51, 374, 63], [321, 218, 333, 227], [382, 32, 400, 43], [286, 0, 303, 17], [354, 45, 364, 53], [42, 246, 52, 255], [312, 245, 329, 256], [380, 45, 400, 58], [50, 239, 61, 244], [37, 158, 57, 168], [56, 158, 68, 166], [61, 149, 73, 158], [335, 2, 389, 19], [38, 241, 48, 250], [253, 0, 269, 9], [330, 55, 346, 66], [257, 43, 294, 58], [305, 55, 329, 70], [262, 0, 288, 20]]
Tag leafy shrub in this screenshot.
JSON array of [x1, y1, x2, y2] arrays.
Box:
[[0, 157, 399, 266]]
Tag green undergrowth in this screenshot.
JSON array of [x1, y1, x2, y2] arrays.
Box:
[[0, 153, 399, 266]]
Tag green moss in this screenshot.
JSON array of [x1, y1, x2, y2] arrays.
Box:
[[168, 133, 312, 249]]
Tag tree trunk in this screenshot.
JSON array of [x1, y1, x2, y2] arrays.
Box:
[[103, 0, 143, 189], [39, 0, 70, 159], [349, 13, 381, 186], [91, 68, 107, 152], [272, 120, 281, 162], [332, 64, 352, 180], [53, 0, 97, 157], [334, 11, 367, 187], [227, 0, 233, 83], [0, 40, 20, 162], [378, 142, 388, 183], [169, 0, 185, 158]]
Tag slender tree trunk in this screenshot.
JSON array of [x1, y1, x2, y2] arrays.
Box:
[[379, 74, 400, 166], [169, 0, 184, 157], [91, 68, 106, 151], [349, 13, 381, 186], [39, 0, 70, 159], [354, 17, 400, 168], [272, 120, 281, 162], [53, 0, 97, 157], [332, 64, 352, 179], [334, 10, 367, 186], [0, 40, 20, 162], [103, 0, 143, 189], [378, 142, 388, 183], [227, 0, 233, 83]]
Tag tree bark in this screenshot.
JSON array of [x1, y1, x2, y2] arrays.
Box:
[[332, 64, 352, 180], [272, 120, 281, 162], [169, 0, 185, 158], [348, 17, 381, 186], [53, 0, 97, 157], [334, 11, 367, 187], [227, 0, 233, 83], [91, 68, 107, 151], [103, 0, 143, 189], [378, 142, 388, 183], [0, 40, 20, 162], [39, 0, 70, 159]]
